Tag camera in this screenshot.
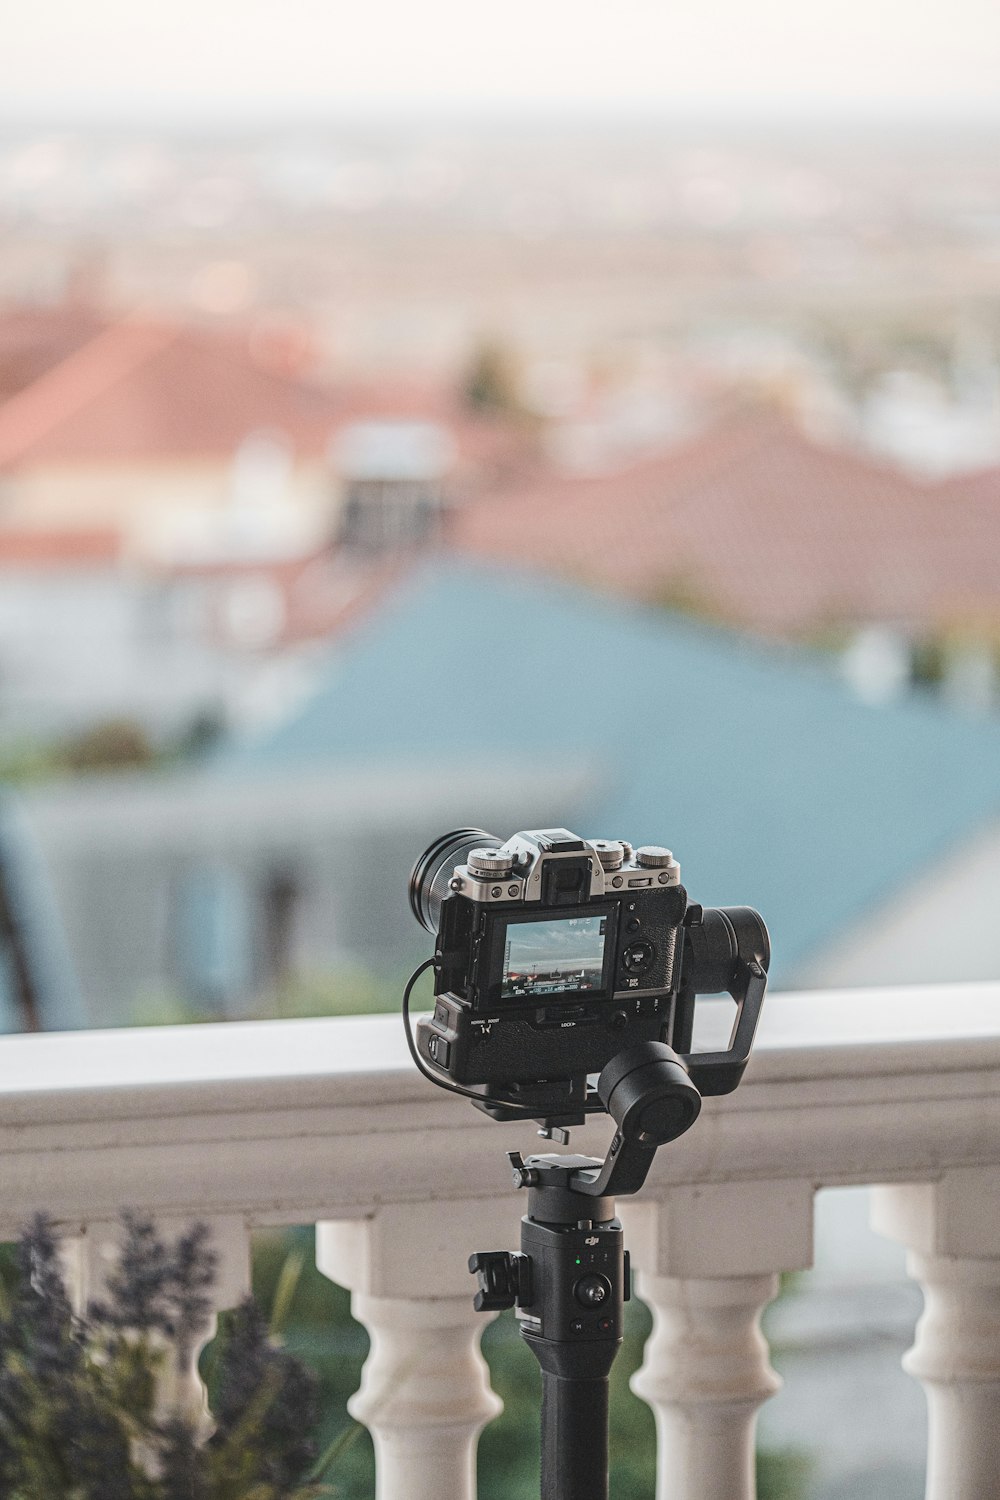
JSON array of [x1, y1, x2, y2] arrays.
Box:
[[409, 827, 770, 1123]]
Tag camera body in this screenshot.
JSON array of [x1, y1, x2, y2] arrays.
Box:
[[412, 828, 698, 1095]]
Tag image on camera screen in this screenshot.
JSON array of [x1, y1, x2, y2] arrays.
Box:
[[500, 914, 607, 999]]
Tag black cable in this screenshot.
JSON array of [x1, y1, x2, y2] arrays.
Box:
[[401, 957, 543, 1117]]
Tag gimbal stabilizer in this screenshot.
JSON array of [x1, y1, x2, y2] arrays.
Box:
[[467, 917, 768, 1500], [404, 827, 769, 1500]]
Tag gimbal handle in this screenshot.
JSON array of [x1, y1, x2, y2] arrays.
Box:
[[680, 956, 767, 1095]]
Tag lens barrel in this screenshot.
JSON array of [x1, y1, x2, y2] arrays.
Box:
[[409, 828, 502, 933]]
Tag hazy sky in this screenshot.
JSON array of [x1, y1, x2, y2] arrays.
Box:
[[4, 0, 1000, 121]]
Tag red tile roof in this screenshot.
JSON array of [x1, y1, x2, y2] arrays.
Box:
[[0, 526, 120, 568], [0, 313, 344, 468], [0, 308, 536, 486], [451, 409, 992, 634], [0, 306, 111, 404]]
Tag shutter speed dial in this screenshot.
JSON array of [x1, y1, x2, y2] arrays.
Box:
[[468, 848, 514, 877]]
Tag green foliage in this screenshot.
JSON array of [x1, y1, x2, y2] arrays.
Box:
[[246, 1231, 372, 1500], [61, 720, 156, 774], [463, 340, 525, 416], [757, 1446, 815, 1500], [0, 719, 154, 786], [0, 707, 225, 789], [0, 1137, 817, 1500], [268, 967, 418, 1020], [909, 634, 947, 689], [0, 1215, 329, 1500], [128, 965, 414, 1029], [248, 1229, 813, 1500], [648, 571, 735, 630]]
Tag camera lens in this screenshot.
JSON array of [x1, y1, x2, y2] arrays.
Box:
[[409, 828, 502, 932]]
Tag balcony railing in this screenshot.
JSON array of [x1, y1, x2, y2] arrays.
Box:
[[1, 982, 999, 1499]]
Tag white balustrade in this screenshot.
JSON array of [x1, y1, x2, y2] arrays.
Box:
[[873, 1171, 1000, 1500], [621, 1180, 813, 1500], [316, 1202, 517, 1500], [64, 1213, 252, 1436], [0, 984, 998, 1497]]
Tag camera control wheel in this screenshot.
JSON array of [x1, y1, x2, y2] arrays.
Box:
[[622, 941, 655, 974]]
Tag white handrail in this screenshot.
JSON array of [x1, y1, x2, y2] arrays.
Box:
[[3, 982, 999, 1500], [0, 984, 995, 1232]]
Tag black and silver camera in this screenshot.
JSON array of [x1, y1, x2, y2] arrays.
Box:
[[409, 826, 770, 1125]]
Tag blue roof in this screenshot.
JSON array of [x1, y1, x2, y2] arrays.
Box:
[[224, 561, 1000, 980]]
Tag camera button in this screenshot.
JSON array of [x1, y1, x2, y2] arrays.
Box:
[[623, 941, 655, 974], [427, 1034, 451, 1069]]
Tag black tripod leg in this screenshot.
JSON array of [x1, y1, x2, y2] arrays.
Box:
[[540, 1369, 610, 1500]]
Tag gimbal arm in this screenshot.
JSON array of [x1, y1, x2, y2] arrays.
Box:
[[563, 907, 769, 1200]]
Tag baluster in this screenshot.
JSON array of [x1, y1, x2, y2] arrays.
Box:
[[632, 1270, 781, 1500], [72, 1213, 251, 1436], [621, 1177, 813, 1500], [873, 1171, 1000, 1500], [317, 1197, 519, 1500]]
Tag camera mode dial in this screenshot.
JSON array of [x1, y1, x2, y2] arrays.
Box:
[[468, 848, 514, 877], [635, 846, 674, 868]]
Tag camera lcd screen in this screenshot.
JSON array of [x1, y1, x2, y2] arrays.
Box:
[[500, 915, 607, 999]]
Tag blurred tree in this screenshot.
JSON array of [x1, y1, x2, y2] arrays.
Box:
[[463, 339, 525, 416], [62, 718, 155, 773], [0, 1215, 329, 1498]]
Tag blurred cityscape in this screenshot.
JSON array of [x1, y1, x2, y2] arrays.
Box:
[[1, 117, 1000, 1038], [1, 103, 999, 1500], [2, 115, 1000, 1036]]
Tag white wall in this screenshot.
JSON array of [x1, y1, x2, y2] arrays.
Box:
[[794, 818, 1000, 988]]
